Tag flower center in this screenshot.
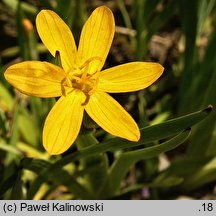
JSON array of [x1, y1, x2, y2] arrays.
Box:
[[69, 71, 98, 95], [62, 57, 101, 105]]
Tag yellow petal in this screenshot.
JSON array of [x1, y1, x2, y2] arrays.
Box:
[[36, 10, 77, 71], [98, 62, 164, 93], [43, 90, 85, 155], [4, 61, 66, 98], [77, 6, 115, 74], [85, 91, 140, 141]]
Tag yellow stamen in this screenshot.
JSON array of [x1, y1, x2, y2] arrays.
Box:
[[79, 56, 102, 70], [80, 56, 102, 79], [63, 56, 102, 98]]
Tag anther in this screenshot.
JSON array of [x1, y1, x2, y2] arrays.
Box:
[[79, 56, 102, 79]]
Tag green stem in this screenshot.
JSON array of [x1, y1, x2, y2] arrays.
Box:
[[75, 133, 109, 198]]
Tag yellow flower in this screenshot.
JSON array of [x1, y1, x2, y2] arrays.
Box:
[[4, 6, 164, 155]]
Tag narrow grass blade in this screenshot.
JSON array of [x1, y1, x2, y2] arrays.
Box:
[[178, 0, 199, 113], [21, 158, 94, 199], [99, 129, 190, 197], [51, 106, 212, 169]]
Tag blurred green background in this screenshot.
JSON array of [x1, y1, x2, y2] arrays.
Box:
[[1, 0, 216, 200]]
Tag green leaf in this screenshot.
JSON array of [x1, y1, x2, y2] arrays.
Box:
[[52, 105, 212, 169], [117, 0, 135, 46], [178, 0, 199, 113], [22, 106, 211, 199], [180, 156, 216, 191], [0, 172, 19, 199], [75, 133, 108, 198], [151, 175, 184, 188], [197, 0, 215, 35], [17, 113, 39, 147], [3, 0, 37, 14], [99, 129, 191, 197], [191, 21, 216, 110], [20, 158, 50, 173], [20, 158, 94, 199], [0, 139, 22, 156], [10, 171, 24, 199], [152, 155, 213, 195], [186, 24, 216, 155], [0, 83, 13, 110]]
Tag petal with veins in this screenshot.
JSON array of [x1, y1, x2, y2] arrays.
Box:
[[36, 10, 77, 71], [77, 6, 115, 74], [85, 91, 140, 141], [43, 90, 85, 155], [98, 62, 164, 93], [4, 61, 66, 98]]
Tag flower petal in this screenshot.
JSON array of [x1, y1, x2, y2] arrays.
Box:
[[4, 61, 66, 98], [98, 62, 164, 93], [43, 90, 85, 155], [77, 6, 115, 74], [85, 91, 140, 141], [36, 10, 77, 71]]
